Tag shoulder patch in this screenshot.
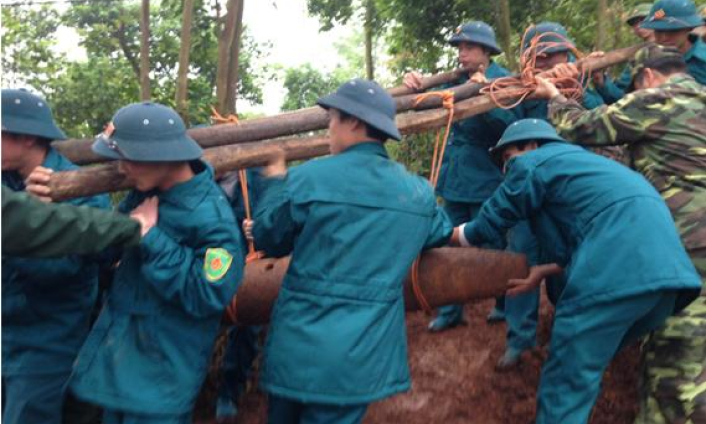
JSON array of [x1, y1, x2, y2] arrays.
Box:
[[204, 248, 233, 283]]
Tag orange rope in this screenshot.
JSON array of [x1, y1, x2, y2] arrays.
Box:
[[408, 90, 456, 315], [211, 107, 264, 264], [210, 106, 240, 125], [238, 168, 265, 263], [481, 28, 589, 109], [411, 257, 433, 315], [413, 90, 455, 188]]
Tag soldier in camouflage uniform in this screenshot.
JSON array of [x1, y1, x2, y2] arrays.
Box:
[[534, 43, 706, 424]]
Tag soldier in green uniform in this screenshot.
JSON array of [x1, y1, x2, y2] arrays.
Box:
[[457, 118, 701, 424], [403, 21, 518, 331], [2, 186, 143, 257], [252, 79, 453, 424], [1, 88, 111, 424], [28, 102, 246, 424], [535, 43, 706, 424], [641, 0, 706, 84]]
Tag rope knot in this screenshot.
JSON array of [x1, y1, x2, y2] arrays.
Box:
[[210, 106, 240, 125]]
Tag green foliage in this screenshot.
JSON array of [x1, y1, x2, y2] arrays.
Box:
[[388, 132, 436, 176], [280, 64, 347, 111], [1, 6, 65, 87], [2, 0, 269, 138]]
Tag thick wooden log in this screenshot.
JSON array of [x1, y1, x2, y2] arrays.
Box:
[[53, 43, 642, 166], [230, 247, 529, 326], [47, 44, 644, 201], [47, 92, 519, 201], [386, 68, 471, 97], [53, 79, 483, 166]]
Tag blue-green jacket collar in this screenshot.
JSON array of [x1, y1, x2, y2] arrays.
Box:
[[156, 161, 213, 211], [42, 146, 64, 170], [340, 141, 389, 158], [685, 37, 706, 62]]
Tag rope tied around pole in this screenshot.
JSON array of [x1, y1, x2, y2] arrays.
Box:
[[409, 90, 456, 315], [481, 29, 590, 109]]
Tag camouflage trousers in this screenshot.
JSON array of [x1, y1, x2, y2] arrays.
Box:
[[636, 250, 706, 424]]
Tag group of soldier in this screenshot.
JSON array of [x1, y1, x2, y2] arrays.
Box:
[[2, 0, 706, 423]]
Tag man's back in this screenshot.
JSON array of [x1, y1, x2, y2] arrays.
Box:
[[254, 142, 452, 405]]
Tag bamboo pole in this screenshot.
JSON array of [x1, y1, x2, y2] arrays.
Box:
[[230, 247, 528, 326]]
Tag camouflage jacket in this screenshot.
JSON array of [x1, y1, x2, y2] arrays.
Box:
[[548, 73, 706, 252]]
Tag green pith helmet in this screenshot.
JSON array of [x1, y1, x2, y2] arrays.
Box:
[[1, 89, 66, 141], [641, 0, 703, 30], [522, 22, 575, 54], [627, 43, 686, 91], [448, 21, 502, 55], [92, 102, 203, 162], [317, 78, 401, 141], [626, 3, 654, 26], [489, 118, 565, 162]]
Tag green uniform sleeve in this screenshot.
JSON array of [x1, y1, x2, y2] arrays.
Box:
[[252, 175, 305, 258], [463, 157, 545, 245], [140, 222, 244, 319], [423, 205, 454, 249], [2, 186, 141, 258], [548, 93, 651, 146]]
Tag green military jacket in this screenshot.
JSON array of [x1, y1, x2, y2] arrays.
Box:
[[548, 74, 706, 275], [2, 186, 140, 258]]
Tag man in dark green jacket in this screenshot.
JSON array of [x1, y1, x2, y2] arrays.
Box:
[[538, 43, 706, 424], [459, 118, 701, 423], [1, 88, 111, 424], [2, 186, 142, 257], [404, 20, 518, 332], [253, 79, 453, 424]]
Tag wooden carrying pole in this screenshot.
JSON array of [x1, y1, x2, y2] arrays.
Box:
[[52, 44, 642, 166], [230, 247, 529, 326], [47, 44, 644, 201], [48, 91, 517, 201]]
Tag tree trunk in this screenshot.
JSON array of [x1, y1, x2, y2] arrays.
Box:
[[224, 0, 245, 115], [139, 0, 151, 101], [215, 0, 240, 114], [495, 0, 516, 71], [364, 0, 374, 80], [175, 0, 195, 122], [596, 0, 609, 50], [230, 248, 528, 325]]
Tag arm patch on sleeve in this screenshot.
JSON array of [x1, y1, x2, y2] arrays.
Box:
[[204, 248, 233, 283]]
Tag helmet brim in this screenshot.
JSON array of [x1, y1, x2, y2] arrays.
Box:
[[317, 93, 402, 141]]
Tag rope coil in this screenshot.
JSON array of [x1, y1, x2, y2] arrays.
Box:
[[482, 28, 590, 109]]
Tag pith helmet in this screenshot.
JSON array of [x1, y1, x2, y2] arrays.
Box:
[[522, 22, 575, 54], [1, 89, 66, 141], [490, 118, 565, 161], [317, 79, 401, 141], [626, 3, 654, 25], [92, 102, 203, 162], [448, 21, 502, 55], [641, 0, 702, 30]]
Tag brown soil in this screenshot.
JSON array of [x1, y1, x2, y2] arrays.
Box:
[[201, 294, 639, 424]]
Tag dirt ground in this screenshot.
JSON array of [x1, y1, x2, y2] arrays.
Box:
[[202, 293, 640, 424]]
